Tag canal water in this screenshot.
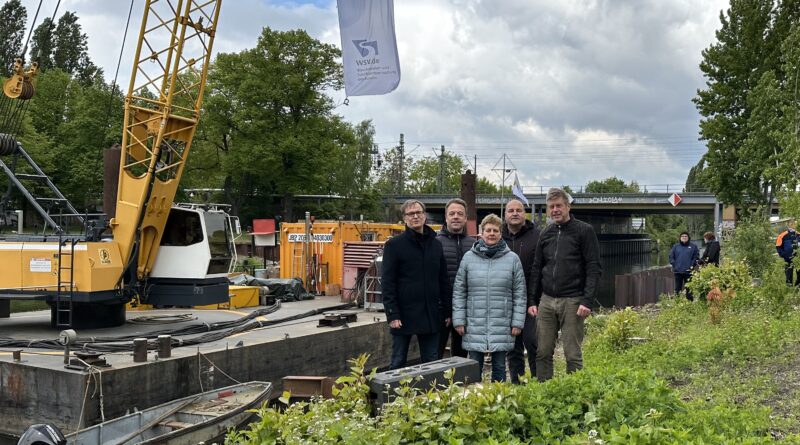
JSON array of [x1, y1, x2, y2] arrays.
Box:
[[596, 237, 666, 307]]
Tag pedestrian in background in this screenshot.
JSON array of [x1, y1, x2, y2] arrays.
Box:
[[776, 226, 798, 286], [436, 198, 475, 359], [669, 232, 699, 300], [502, 198, 539, 384], [700, 231, 720, 267], [382, 199, 450, 369], [453, 214, 526, 382], [528, 188, 601, 382]]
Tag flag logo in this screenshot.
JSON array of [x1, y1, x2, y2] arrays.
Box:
[[352, 40, 379, 57]]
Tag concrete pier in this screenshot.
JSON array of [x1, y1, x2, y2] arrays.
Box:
[[0, 297, 400, 436]]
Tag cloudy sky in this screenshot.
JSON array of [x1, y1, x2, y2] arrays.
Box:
[[19, 0, 729, 192]]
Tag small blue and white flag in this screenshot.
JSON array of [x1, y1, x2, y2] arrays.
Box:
[[512, 174, 529, 206]]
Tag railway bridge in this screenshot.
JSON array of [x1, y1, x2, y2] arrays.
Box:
[[387, 192, 729, 235]]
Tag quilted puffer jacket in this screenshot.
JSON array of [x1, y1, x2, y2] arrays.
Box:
[[452, 243, 526, 352]]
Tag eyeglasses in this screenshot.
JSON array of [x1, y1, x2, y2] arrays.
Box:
[[404, 211, 424, 218]]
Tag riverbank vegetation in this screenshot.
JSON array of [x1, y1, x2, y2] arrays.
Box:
[[227, 220, 800, 444]]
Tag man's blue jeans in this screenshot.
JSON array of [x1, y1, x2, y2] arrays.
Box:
[[390, 333, 439, 369], [468, 350, 507, 382]]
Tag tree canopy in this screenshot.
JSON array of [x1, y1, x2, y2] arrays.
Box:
[[187, 27, 377, 223], [695, 0, 800, 211], [0, 0, 26, 75], [585, 177, 640, 193]]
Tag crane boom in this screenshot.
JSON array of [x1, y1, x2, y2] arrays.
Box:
[[112, 0, 222, 281]]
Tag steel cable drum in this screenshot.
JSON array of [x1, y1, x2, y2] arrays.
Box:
[[0, 133, 18, 156], [19, 80, 35, 100], [2, 77, 35, 100]]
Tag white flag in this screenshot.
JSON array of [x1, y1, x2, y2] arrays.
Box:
[[337, 0, 401, 96], [512, 174, 529, 206]]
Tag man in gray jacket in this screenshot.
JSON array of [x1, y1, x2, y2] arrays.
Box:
[[528, 188, 601, 382], [436, 198, 476, 359]]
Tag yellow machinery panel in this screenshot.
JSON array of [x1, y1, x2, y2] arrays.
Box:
[[0, 246, 23, 289], [3, 242, 123, 293]]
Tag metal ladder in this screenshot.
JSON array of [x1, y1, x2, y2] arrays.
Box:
[[55, 237, 78, 328], [291, 241, 305, 281], [0, 140, 85, 234]]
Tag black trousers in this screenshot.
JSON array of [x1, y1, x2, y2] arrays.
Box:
[[674, 272, 694, 301], [507, 314, 536, 383], [785, 261, 800, 285], [437, 325, 466, 359], [390, 332, 439, 370]]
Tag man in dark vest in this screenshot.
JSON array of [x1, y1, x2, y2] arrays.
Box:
[[382, 199, 450, 369], [436, 198, 476, 359], [502, 198, 540, 383]]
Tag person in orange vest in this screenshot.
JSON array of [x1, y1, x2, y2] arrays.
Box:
[[776, 226, 798, 286]]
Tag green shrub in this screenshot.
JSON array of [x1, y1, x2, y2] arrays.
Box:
[[725, 217, 775, 278], [685, 260, 751, 304], [229, 354, 778, 444], [592, 308, 641, 351]]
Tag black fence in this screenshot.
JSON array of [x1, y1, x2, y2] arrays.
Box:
[[614, 266, 673, 308]]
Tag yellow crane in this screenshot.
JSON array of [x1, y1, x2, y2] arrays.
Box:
[[0, 0, 229, 328]]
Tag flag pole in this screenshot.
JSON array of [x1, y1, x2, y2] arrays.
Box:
[[500, 154, 506, 216]]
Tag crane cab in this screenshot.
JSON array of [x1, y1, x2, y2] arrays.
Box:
[[146, 204, 241, 306]]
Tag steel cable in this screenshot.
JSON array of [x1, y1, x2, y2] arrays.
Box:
[[0, 301, 357, 353]]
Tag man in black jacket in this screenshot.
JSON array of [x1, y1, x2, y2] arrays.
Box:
[[382, 199, 450, 369], [528, 188, 601, 382], [436, 198, 476, 359], [502, 198, 540, 383]]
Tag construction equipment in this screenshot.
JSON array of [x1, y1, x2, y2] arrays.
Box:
[[0, 0, 231, 328]]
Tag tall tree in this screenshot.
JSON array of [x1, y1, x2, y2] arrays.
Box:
[[374, 146, 414, 195], [28, 12, 101, 82], [406, 150, 467, 194], [322, 119, 379, 219], [28, 17, 55, 70], [694, 0, 775, 208], [198, 28, 349, 223], [694, 0, 800, 209], [0, 0, 27, 75], [685, 160, 708, 192], [776, 24, 800, 188]]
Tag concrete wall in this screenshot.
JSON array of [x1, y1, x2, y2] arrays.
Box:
[[0, 362, 86, 435]]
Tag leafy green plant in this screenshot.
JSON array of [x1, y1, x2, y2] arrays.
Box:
[[685, 260, 751, 303], [725, 217, 775, 278], [595, 307, 641, 351]]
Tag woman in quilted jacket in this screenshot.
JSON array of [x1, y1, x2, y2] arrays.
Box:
[[453, 213, 527, 382]]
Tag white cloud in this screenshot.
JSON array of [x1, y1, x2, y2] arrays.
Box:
[[18, 0, 728, 190]]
